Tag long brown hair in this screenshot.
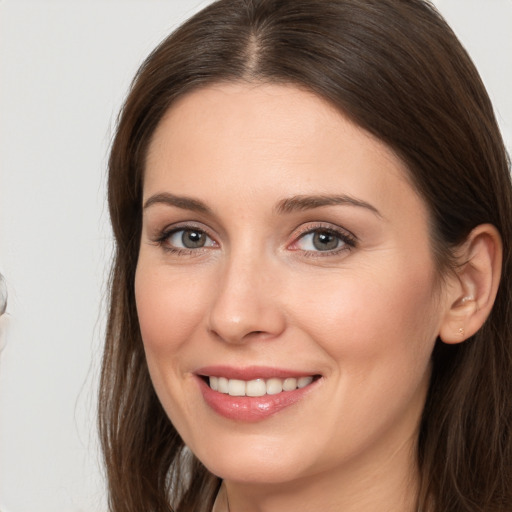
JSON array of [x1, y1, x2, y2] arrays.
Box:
[[100, 1, 512, 510]]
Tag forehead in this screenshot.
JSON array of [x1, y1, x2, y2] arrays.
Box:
[[144, 82, 423, 221]]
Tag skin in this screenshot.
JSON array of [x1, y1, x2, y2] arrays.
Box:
[[135, 83, 455, 512]]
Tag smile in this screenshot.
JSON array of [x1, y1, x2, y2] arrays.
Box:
[[208, 376, 315, 396], [196, 369, 322, 421]]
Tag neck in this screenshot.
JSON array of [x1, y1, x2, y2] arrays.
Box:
[[218, 434, 420, 512]]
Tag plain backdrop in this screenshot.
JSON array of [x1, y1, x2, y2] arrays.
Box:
[[0, 1, 510, 511]]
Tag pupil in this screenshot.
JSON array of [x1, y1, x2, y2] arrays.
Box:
[[182, 230, 205, 248], [313, 231, 338, 251]]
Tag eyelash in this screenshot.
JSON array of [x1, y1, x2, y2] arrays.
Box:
[[153, 223, 357, 257], [289, 223, 357, 257], [154, 223, 217, 255]]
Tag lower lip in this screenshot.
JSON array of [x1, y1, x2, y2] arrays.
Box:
[[197, 376, 320, 422]]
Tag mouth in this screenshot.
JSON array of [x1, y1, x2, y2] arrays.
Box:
[[203, 375, 319, 397], [195, 367, 322, 421]]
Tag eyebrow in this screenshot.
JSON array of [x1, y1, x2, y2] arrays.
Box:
[[143, 193, 212, 214], [143, 192, 381, 217], [276, 194, 381, 217]]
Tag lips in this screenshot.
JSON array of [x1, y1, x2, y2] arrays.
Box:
[[195, 366, 321, 421]]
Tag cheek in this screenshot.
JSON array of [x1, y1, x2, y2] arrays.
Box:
[[134, 260, 214, 432], [134, 262, 209, 357], [288, 261, 440, 371], [285, 264, 440, 453]]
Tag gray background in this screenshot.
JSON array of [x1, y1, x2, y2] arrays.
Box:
[[0, 1, 510, 510]]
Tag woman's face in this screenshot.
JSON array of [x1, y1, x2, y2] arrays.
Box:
[[136, 83, 448, 485]]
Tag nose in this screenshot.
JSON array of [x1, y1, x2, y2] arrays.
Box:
[[207, 252, 286, 344]]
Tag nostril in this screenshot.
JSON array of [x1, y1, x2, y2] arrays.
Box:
[[206, 284, 287, 344]]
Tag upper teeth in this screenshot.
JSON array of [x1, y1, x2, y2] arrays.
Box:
[[208, 376, 314, 397]]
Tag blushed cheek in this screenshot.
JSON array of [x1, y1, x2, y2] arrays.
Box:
[[292, 265, 440, 364], [134, 265, 206, 355]]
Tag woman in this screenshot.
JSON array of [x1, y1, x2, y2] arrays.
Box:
[[99, 0, 512, 511]]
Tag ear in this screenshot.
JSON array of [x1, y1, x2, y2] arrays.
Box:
[[439, 224, 502, 344]]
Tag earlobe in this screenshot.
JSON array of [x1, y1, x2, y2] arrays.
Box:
[[439, 224, 502, 344]]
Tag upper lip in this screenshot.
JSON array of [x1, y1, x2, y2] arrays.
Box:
[[195, 365, 319, 381]]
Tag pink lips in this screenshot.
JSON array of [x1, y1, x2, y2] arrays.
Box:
[[195, 366, 320, 422]]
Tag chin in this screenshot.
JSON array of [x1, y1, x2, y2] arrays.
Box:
[[204, 454, 307, 485], [186, 428, 325, 486]]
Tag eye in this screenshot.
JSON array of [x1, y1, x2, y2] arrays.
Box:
[[165, 228, 216, 250], [291, 226, 356, 253]]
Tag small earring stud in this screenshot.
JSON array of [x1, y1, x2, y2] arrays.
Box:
[[458, 327, 465, 336]]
